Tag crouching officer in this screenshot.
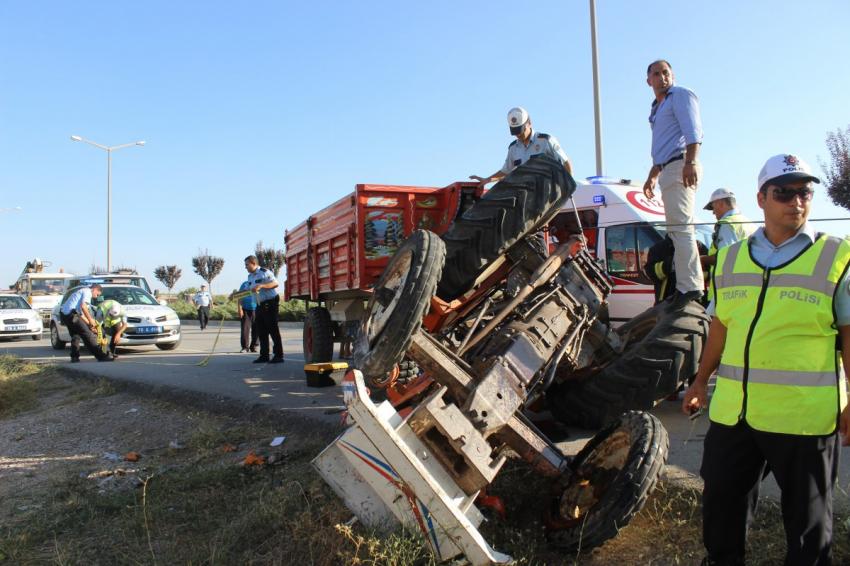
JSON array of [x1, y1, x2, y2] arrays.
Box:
[[59, 284, 113, 362], [99, 299, 127, 359], [244, 255, 284, 364], [683, 154, 850, 565]]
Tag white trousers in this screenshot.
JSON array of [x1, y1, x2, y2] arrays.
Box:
[[658, 159, 704, 293]]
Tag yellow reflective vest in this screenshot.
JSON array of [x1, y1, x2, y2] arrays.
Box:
[[711, 233, 850, 435], [706, 212, 755, 302]]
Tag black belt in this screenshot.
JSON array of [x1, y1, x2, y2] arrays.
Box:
[[658, 153, 684, 170]]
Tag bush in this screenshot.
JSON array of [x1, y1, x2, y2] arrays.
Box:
[[172, 298, 305, 322]]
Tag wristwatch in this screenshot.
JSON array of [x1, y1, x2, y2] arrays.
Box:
[[685, 159, 698, 165]]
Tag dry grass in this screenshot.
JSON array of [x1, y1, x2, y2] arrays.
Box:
[[0, 355, 50, 418], [2, 358, 849, 565]]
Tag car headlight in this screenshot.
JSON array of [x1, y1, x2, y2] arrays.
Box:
[[165, 311, 179, 321]]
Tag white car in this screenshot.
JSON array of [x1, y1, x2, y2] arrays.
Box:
[[0, 293, 43, 340], [50, 284, 181, 351]]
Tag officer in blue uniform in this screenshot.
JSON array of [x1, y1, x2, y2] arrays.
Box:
[[59, 283, 112, 362], [470, 106, 573, 187], [244, 255, 283, 363]]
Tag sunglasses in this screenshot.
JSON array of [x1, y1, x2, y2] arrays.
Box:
[[769, 185, 814, 203]]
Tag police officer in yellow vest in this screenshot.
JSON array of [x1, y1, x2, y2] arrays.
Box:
[[99, 299, 127, 359], [683, 154, 850, 565], [700, 188, 756, 302]]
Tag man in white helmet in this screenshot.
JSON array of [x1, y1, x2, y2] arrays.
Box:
[[470, 107, 572, 187], [99, 298, 127, 359]]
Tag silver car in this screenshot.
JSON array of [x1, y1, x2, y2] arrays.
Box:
[[50, 284, 181, 351]]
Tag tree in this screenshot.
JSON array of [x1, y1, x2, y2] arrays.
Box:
[[154, 265, 182, 291], [822, 125, 850, 211], [254, 241, 286, 277], [192, 249, 225, 291]]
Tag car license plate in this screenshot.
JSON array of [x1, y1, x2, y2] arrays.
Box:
[[6, 325, 26, 331], [136, 326, 161, 334]]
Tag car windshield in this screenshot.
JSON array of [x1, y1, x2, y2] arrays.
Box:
[[95, 287, 159, 306], [28, 278, 67, 295], [0, 296, 31, 310]]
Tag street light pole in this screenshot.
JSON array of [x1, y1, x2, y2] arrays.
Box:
[[589, 0, 604, 176], [70, 135, 145, 271]]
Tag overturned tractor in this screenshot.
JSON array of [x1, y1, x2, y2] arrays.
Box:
[[314, 156, 708, 564]]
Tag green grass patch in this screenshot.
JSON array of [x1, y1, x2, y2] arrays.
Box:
[[0, 355, 46, 418], [171, 298, 306, 322]]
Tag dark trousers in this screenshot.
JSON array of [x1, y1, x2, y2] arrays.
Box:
[[60, 312, 109, 361], [240, 310, 257, 350], [701, 420, 838, 565], [198, 306, 210, 329], [256, 296, 283, 358]]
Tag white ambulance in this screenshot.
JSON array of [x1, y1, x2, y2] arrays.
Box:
[[549, 176, 713, 324]]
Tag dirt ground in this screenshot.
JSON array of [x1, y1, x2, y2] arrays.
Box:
[[1, 359, 848, 565]]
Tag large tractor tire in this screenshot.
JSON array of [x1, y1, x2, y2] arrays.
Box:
[[437, 155, 575, 301], [353, 230, 445, 380], [546, 411, 668, 551], [303, 306, 334, 363], [547, 300, 709, 429]]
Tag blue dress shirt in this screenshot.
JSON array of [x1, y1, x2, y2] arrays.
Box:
[[649, 85, 704, 165]]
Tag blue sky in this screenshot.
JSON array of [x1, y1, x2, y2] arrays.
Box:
[[2, 1, 849, 294]]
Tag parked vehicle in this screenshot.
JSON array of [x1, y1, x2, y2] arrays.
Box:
[[12, 258, 74, 325], [49, 284, 181, 351], [66, 270, 154, 294], [0, 293, 43, 340]]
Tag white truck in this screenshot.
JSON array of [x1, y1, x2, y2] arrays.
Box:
[[12, 258, 74, 326]]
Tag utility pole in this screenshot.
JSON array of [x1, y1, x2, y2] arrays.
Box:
[[589, 0, 604, 176]]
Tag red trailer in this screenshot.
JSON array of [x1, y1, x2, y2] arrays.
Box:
[[285, 181, 483, 362]]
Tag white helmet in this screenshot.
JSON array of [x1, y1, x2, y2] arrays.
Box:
[[108, 304, 122, 318], [507, 107, 529, 134]]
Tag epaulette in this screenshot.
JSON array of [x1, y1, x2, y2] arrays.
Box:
[[537, 133, 550, 139], [509, 139, 518, 148]]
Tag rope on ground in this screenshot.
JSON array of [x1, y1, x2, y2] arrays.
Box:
[[196, 313, 227, 367]]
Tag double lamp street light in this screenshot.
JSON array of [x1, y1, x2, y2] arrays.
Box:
[[70, 135, 145, 272]]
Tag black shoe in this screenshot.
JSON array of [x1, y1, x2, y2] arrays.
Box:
[[71, 358, 80, 363], [269, 356, 284, 364], [253, 356, 270, 364], [249, 347, 257, 352], [98, 356, 115, 362]]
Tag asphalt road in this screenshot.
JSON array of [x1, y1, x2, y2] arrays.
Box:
[[4, 321, 849, 509]]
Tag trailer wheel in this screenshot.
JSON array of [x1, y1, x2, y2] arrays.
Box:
[[354, 230, 445, 380], [547, 300, 709, 429], [437, 155, 575, 301], [303, 306, 334, 363], [546, 411, 668, 551]]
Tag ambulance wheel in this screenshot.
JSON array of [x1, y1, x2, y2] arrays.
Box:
[[303, 307, 334, 363], [547, 300, 709, 429], [437, 155, 575, 301], [546, 411, 668, 551], [50, 323, 66, 350], [354, 230, 445, 381]]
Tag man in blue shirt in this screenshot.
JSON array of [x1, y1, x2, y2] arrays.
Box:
[[642, 60, 705, 306], [59, 283, 112, 362], [192, 285, 213, 330], [244, 255, 283, 363], [237, 280, 258, 353]]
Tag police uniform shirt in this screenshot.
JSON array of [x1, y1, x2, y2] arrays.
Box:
[[247, 268, 279, 303], [61, 287, 92, 316], [707, 222, 850, 324], [500, 131, 569, 175], [193, 291, 212, 307]]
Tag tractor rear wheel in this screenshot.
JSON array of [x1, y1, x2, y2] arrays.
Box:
[[303, 306, 334, 363], [547, 299, 709, 429], [437, 155, 574, 301]]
